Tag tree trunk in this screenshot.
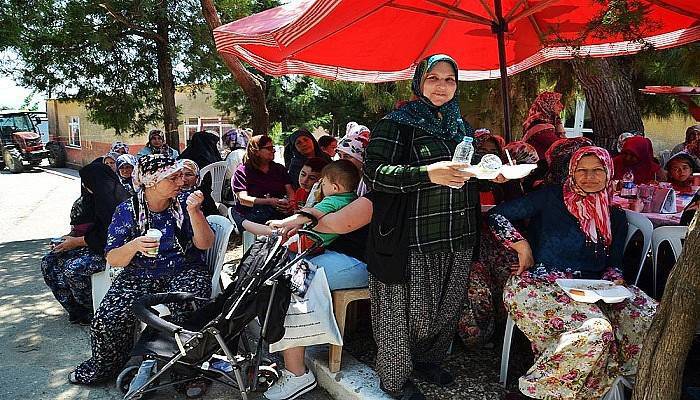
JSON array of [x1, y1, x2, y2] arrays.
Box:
[[200, 0, 269, 136], [571, 58, 644, 151], [632, 213, 700, 400], [155, 6, 179, 150]]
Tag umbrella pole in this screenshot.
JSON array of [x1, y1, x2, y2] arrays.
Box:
[[493, 0, 512, 142]]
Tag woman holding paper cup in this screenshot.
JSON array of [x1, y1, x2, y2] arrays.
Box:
[[488, 146, 657, 399], [70, 154, 215, 385]]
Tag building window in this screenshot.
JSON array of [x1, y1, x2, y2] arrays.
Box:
[[68, 116, 81, 147], [183, 117, 235, 146]]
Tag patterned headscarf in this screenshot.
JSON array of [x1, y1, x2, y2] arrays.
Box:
[[104, 151, 120, 163], [563, 146, 614, 246], [337, 122, 371, 163], [111, 141, 130, 155], [522, 123, 560, 159], [685, 124, 700, 158], [133, 154, 184, 234], [475, 130, 505, 154], [116, 154, 137, 170], [544, 137, 593, 185], [224, 128, 249, 150], [503, 141, 539, 164], [522, 91, 563, 133], [179, 158, 201, 189], [385, 54, 472, 141], [616, 131, 644, 153]]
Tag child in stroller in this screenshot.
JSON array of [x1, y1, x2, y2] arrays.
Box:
[[117, 230, 323, 400]]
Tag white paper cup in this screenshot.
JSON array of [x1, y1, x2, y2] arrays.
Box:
[[144, 229, 162, 257]]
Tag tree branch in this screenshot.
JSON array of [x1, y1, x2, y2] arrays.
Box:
[[99, 2, 167, 45]]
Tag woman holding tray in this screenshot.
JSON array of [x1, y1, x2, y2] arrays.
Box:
[[488, 146, 657, 399]]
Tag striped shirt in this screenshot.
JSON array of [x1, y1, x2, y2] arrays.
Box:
[[364, 119, 479, 254]]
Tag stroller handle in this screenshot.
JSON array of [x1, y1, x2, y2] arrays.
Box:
[[133, 292, 196, 336], [296, 229, 324, 247]]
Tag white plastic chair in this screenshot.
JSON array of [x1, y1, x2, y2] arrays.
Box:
[[91, 263, 121, 314], [200, 161, 228, 204], [651, 226, 687, 296], [499, 314, 516, 386], [623, 210, 654, 289], [205, 215, 234, 297]]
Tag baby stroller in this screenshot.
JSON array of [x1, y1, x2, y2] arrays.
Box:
[[116, 230, 323, 400]]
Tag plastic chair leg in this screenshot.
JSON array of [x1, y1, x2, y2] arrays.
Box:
[[499, 315, 515, 387]]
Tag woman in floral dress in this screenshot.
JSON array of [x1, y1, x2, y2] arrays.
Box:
[[488, 146, 657, 399]]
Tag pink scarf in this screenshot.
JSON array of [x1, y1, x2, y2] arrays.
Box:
[[563, 146, 614, 247]]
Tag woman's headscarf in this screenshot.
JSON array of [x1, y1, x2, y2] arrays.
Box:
[[337, 122, 371, 163], [284, 129, 326, 187], [133, 154, 184, 234], [385, 54, 472, 141], [111, 141, 130, 154], [116, 154, 137, 171], [145, 129, 178, 157], [104, 151, 120, 163], [78, 163, 130, 251], [563, 146, 614, 247], [474, 129, 505, 162], [224, 128, 249, 151], [613, 136, 661, 183], [615, 131, 644, 153], [503, 141, 539, 165], [522, 91, 563, 133], [685, 124, 700, 158], [179, 158, 202, 189], [544, 137, 593, 185], [179, 130, 221, 169], [522, 123, 560, 160]]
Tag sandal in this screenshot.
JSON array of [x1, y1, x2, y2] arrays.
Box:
[[380, 380, 426, 400], [412, 362, 454, 386], [68, 371, 80, 385], [184, 379, 210, 399]]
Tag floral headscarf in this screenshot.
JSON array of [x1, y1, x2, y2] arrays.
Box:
[[503, 141, 539, 164], [563, 146, 614, 246], [385, 54, 472, 141], [522, 123, 560, 159], [544, 137, 593, 185], [111, 141, 130, 154], [179, 158, 201, 189], [133, 154, 184, 234], [475, 129, 505, 155], [337, 122, 371, 163], [116, 154, 137, 170], [522, 91, 563, 133]]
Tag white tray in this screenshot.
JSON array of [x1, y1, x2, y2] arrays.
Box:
[[556, 279, 633, 304], [465, 163, 537, 180]]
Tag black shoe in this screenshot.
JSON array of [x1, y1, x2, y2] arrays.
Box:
[[380, 380, 426, 400], [69, 313, 92, 326], [413, 362, 454, 386]]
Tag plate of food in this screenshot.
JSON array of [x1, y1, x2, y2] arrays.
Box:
[[639, 86, 700, 95], [465, 154, 538, 180], [556, 279, 633, 304]]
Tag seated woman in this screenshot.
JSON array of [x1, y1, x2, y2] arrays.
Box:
[[543, 137, 593, 186], [489, 146, 657, 399], [665, 152, 699, 194], [284, 129, 330, 188], [222, 128, 251, 206], [179, 158, 219, 216], [671, 124, 700, 157], [137, 129, 180, 158], [69, 154, 215, 385], [41, 163, 130, 324], [116, 154, 137, 195], [613, 136, 666, 184], [232, 135, 295, 224]]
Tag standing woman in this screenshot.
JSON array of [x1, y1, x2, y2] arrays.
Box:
[[363, 54, 477, 400], [284, 129, 329, 188], [70, 154, 214, 385]]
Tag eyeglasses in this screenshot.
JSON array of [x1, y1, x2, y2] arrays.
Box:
[[260, 146, 275, 151]]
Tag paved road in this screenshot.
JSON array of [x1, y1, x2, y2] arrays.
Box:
[[0, 166, 330, 400]]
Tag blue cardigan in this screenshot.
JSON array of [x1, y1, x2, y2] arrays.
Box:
[[488, 185, 627, 279]]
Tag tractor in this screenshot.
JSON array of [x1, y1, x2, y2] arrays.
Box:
[[0, 110, 66, 173]]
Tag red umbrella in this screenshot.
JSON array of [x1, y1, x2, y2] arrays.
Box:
[[214, 0, 700, 140]]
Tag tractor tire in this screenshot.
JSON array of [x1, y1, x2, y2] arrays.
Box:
[[3, 148, 24, 173], [47, 142, 67, 168]]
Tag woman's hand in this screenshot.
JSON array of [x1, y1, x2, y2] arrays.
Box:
[[129, 236, 159, 255], [491, 174, 508, 184], [273, 198, 293, 214], [186, 190, 204, 213], [510, 240, 534, 275], [427, 161, 475, 187], [53, 236, 84, 253]]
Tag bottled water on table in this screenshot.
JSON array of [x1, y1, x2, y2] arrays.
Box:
[[449, 136, 474, 189], [620, 170, 637, 199]]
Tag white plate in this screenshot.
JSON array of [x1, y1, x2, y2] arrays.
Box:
[[465, 163, 538, 180], [556, 279, 633, 304], [501, 164, 538, 180]]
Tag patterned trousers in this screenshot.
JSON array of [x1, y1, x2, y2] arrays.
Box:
[[41, 247, 106, 317], [503, 272, 657, 400], [73, 267, 211, 384], [369, 249, 473, 392]]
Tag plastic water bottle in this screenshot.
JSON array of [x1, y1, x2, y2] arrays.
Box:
[[621, 170, 637, 199], [449, 136, 474, 189]]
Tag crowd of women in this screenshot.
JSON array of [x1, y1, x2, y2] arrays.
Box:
[[39, 54, 700, 400]]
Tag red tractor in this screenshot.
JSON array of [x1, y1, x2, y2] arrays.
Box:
[[0, 110, 66, 173]]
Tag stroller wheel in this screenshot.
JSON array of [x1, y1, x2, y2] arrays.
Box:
[[254, 365, 280, 392], [116, 366, 140, 395]]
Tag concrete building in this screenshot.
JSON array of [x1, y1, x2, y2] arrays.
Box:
[[46, 86, 235, 167]]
